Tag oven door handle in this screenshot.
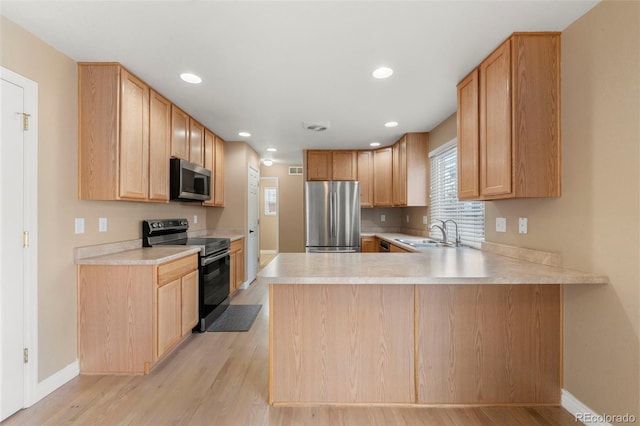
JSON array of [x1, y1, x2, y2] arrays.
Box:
[[201, 250, 231, 267]]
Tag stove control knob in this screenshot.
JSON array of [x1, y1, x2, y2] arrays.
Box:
[[158, 223, 164, 228], [151, 223, 157, 228], [181, 220, 187, 226]]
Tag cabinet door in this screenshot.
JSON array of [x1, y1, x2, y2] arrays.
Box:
[[390, 243, 410, 253], [361, 237, 377, 252], [306, 151, 332, 181], [214, 136, 225, 206], [119, 68, 149, 200], [181, 270, 199, 336], [229, 251, 237, 294], [332, 151, 357, 180], [171, 105, 189, 161], [202, 130, 216, 206], [357, 151, 373, 207], [157, 279, 181, 358], [189, 118, 204, 166], [236, 248, 244, 289], [480, 39, 512, 198], [457, 69, 480, 200], [392, 138, 407, 206], [149, 90, 170, 201], [373, 147, 393, 206]]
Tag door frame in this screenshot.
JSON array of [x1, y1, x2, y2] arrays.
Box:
[[0, 66, 39, 408], [259, 176, 279, 254]]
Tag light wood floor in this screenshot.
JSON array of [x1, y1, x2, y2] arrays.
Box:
[[5, 273, 582, 426]]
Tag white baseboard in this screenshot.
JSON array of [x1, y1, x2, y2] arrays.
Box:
[[36, 360, 79, 402], [562, 389, 612, 426], [260, 250, 277, 255]]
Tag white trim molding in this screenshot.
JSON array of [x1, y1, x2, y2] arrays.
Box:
[[36, 361, 79, 402], [562, 389, 613, 426], [260, 250, 277, 255]]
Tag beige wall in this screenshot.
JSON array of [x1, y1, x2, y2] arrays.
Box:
[[259, 178, 278, 251], [259, 164, 304, 253], [484, 1, 640, 419], [1, 16, 211, 381], [361, 207, 402, 233]]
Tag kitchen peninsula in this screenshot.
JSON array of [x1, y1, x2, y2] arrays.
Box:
[[258, 248, 607, 406]]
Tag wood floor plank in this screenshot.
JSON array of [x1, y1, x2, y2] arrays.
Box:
[[4, 276, 579, 426]]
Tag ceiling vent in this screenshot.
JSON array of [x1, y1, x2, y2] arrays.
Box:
[[303, 121, 330, 132], [288, 166, 303, 176]]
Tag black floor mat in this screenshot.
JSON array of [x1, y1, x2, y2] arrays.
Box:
[[206, 304, 262, 332]]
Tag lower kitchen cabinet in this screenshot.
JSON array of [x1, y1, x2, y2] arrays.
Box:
[[78, 253, 198, 374], [230, 238, 245, 295], [360, 236, 378, 252], [390, 243, 411, 253]]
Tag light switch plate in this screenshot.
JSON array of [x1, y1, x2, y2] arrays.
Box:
[[380, 214, 386, 222], [193, 215, 198, 224], [519, 217, 528, 234], [496, 217, 507, 233], [423, 216, 428, 225], [75, 218, 85, 234], [99, 217, 107, 232]]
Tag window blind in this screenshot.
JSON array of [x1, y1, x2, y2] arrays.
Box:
[[429, 141, 485, 245]]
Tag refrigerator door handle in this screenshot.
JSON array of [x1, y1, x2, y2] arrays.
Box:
[[332, 191, 338, 238]]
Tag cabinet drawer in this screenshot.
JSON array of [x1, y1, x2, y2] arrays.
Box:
[[231, 239, 243, 253], [157, 254, 197, 286]]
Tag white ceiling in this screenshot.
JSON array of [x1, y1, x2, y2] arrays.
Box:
[[1, 1, 599, 165]]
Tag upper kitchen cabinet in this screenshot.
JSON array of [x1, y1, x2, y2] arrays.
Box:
[[357, 151, 374, 207], [306, 150, 357, 181], [149, 90, 171, 202], [202, 130, 225, 207], [170, 105, 189, 161], [188, 118, 204, 167], [373, 147, 393, 207], [79, 63, 158, 201], [457, 32, 561, 201], [392, 132, 429, 207]]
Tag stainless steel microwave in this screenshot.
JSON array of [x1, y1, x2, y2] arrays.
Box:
[[170, 158, 211, 201]]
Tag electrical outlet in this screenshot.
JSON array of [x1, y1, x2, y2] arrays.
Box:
[[380, 214, 386, 222], [99, 217, 108, 232], [423, 216, 428, 225], [496, 217, 507, 233], [75, 218, 85, 234], [406, 215, 409, 223], [193, 215, 198, 224], [519, 217, 528, 234]]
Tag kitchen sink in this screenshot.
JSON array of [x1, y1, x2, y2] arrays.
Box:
[[394, 238, 448, 248]]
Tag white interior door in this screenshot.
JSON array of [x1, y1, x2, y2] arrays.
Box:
[[1, 75, 26, 421], [246, 165, 259, 285], [1, 67, 38, 420]]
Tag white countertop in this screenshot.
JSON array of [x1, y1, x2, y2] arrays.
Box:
[[76, 246, 201, 265], [257, 248, 608, 285]]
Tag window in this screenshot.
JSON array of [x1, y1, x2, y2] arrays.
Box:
[[264, 187, 277, 216], [429, 139, 484, 246]]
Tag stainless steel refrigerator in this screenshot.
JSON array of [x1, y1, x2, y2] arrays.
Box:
[[305, 181, 361, 253]]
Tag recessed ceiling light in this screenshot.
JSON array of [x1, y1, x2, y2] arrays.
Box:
[[238, 131, 251, 137], [385, 121, 399, 128], [370, 142, 381, 147], [180, 73, 202, 84], [263, 160, 273, 166], [267, 148, 277, 152], [372, 67, 393, 79]]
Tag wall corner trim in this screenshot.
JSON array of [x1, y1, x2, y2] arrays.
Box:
[[561, 389, 612, 426], [35, 360, 79, 403]]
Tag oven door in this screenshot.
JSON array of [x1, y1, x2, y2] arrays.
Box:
[[197, 250, 230, 331]]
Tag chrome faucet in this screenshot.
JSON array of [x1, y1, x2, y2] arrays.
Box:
[[444, 219, 461, 246], [429, 223, 447, 245]]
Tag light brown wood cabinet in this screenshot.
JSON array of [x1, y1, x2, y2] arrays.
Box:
[[202, 130, 225, 207], [360, 236, 378, 252], [306, 150, 357, 181], [230, 238, 245, 295], [392, 133, 429, 207], [373, 147, 393, 207], [357, 151, 374, 207], [78, 253, 198, 374], [79, 63, 159, 201], [390, 243, 411, 253], [170, 104, 189, 161], [457, 32, 561, 201], [149, 90, 171, 201], [188, 118, 204, 167]]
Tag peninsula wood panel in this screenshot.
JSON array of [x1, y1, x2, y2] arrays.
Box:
[[357, 151, 373, 207], [78, 264, 154, 374], [270, 284, 415, 404], [416, 284, 561, 404]]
